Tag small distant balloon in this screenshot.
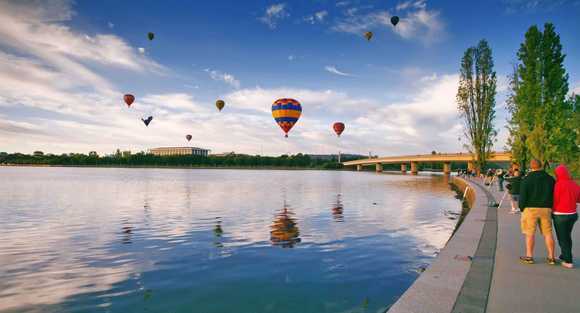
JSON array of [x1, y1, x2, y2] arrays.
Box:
[[333, 122, 345, 137], [186, 134, 192, 141], [391, 16, 400, 26], [272, 98, 302, 138], [142, 116, 153, 127], [147, 32, 155, 41], [215, 99, 225, 111], [364, 31, 373, 41], [123, 94, 135, 107]]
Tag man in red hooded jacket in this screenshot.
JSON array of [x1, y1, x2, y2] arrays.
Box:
[[552, 165, 580, 269]]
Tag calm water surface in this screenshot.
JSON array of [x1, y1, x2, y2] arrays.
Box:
[[0, 167, 461, 313]]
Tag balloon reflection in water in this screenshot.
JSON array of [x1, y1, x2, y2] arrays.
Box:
[[332, 194, 344, 222], [270, 208, 301, 248], [214, 217, 224, 248], [120, 220, 134, 244]]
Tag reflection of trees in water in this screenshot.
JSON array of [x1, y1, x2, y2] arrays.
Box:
[[270, 208, 301, 248], [332, 193, 344, 222]]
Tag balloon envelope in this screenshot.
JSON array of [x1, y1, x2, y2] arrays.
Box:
[[186, 134, 192, 141], [333, 122, 345, 137], [215, 99, 225, 111], [364, 31, 373, 41], [124, 94, 135, 107], [391, 16, 399, 26], [147, 32, 155, 41], [272, 98, 302, 137], [142, 116, 153, 126]]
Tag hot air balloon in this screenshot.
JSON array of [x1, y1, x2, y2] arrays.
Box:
[[147, 32, 155, 41], [142, 116, 153, 127], [333, 122, 345, 137], [215, 99, 225, 111], [391, 16, 400, 26], [272, 98, 302, 138], [124, 94, 135, 107], [364, 31, 373, 41], [186, 134, 192, 141]]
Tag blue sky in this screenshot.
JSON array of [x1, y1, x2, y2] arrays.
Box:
[[1, 0, 579, 156]]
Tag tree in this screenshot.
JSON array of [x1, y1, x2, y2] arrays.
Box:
[[507, 23, 578, 173], [457, 39, 497, 173]]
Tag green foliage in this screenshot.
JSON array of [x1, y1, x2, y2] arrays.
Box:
[[457, 39, 498, 173], [0, 152, 355, 169], [507, 23, 579, 175]]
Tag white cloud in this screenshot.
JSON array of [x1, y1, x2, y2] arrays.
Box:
[[107, 21, 114, 29], [259, 3, 289, 29], [138, 47, 145, 54], [333, 1, 445, 45], [204, 68, 241, 89], [304, 10, 328, 24], [324, 65, 352, 77], [288, 55, 295, 61], [336, 1, 350, 7], [572, 83, 580, 95]]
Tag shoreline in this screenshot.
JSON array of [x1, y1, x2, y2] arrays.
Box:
[[388, 176, 488, 313], [0, 164, 345, 171]]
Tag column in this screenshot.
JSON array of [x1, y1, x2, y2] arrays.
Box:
[[401, 164, 407, 173], [375, 163, 383, 173], [467, 161, 475, 171], [443, 162, 451, 175], [410, 162, 418, 175], [357, 165, 363, 171]]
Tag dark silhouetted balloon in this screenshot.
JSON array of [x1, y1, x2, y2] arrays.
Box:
[[216, 99, 225, 111], [186, 134, 192, 141], [124, 94, 135, 107], [147, 32, 155, 41], [272, 98, 302, 138], [364, 31, 373, 41], [142, 116, 153, 126], [333, 122, 345, 137], [391, 16, 400, 26]]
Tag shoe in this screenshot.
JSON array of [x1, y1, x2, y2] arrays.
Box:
[[520, 256, 534, 264], [547, 258, 557, 265], [561, 262, 574, 269]]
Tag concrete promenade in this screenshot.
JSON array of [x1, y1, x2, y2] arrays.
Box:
[[389, 176, 580, 313]]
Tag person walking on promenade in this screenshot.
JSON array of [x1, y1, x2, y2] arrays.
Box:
[[506, 169, 522, 214], [497, 168, 506, 192], [552, 164, 580, 269], [519, 159, 556, 265]]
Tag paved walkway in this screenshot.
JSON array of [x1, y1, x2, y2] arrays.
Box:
[[388, 176, 580, 313], [483, 179, 580, 313]]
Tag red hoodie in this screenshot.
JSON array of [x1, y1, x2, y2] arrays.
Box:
[[553, 165, 580, 214]]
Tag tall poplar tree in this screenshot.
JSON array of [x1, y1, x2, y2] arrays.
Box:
[[507, 23, 579, 173], [457, 39, 497, 173]]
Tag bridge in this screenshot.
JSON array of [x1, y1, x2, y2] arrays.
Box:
[[342, 152, 512, 174]]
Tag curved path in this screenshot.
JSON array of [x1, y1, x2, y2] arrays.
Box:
[[388, 176, 580, 313]]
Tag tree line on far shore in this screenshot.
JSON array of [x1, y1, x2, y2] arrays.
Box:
[[0, 151, 360, 169], [457, 23, 579, 176]]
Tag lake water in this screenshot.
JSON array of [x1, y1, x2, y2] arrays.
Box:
[[0, 167, 461, 313]]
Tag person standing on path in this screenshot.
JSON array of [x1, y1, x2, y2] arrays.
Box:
[[497, 169, 506, 192], [552, 164, 580, 269], [506, 169, 522, 214], [519, 159, 556, 265]]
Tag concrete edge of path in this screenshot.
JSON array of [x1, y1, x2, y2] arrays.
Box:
[[388, 177, 489, 313]]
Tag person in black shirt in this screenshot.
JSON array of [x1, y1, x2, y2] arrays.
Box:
[[518, 159, 556, 265], [505, 169, 521, 214]]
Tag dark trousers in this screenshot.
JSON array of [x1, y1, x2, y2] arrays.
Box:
[[498, 178, 504, 191], [553, 213, 578, 263]]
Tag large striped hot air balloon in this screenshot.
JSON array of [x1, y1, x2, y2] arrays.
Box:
[[272, 98, 302, 137]]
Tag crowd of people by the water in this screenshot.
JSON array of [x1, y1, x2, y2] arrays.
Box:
[[458, 160, 579, 269]]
